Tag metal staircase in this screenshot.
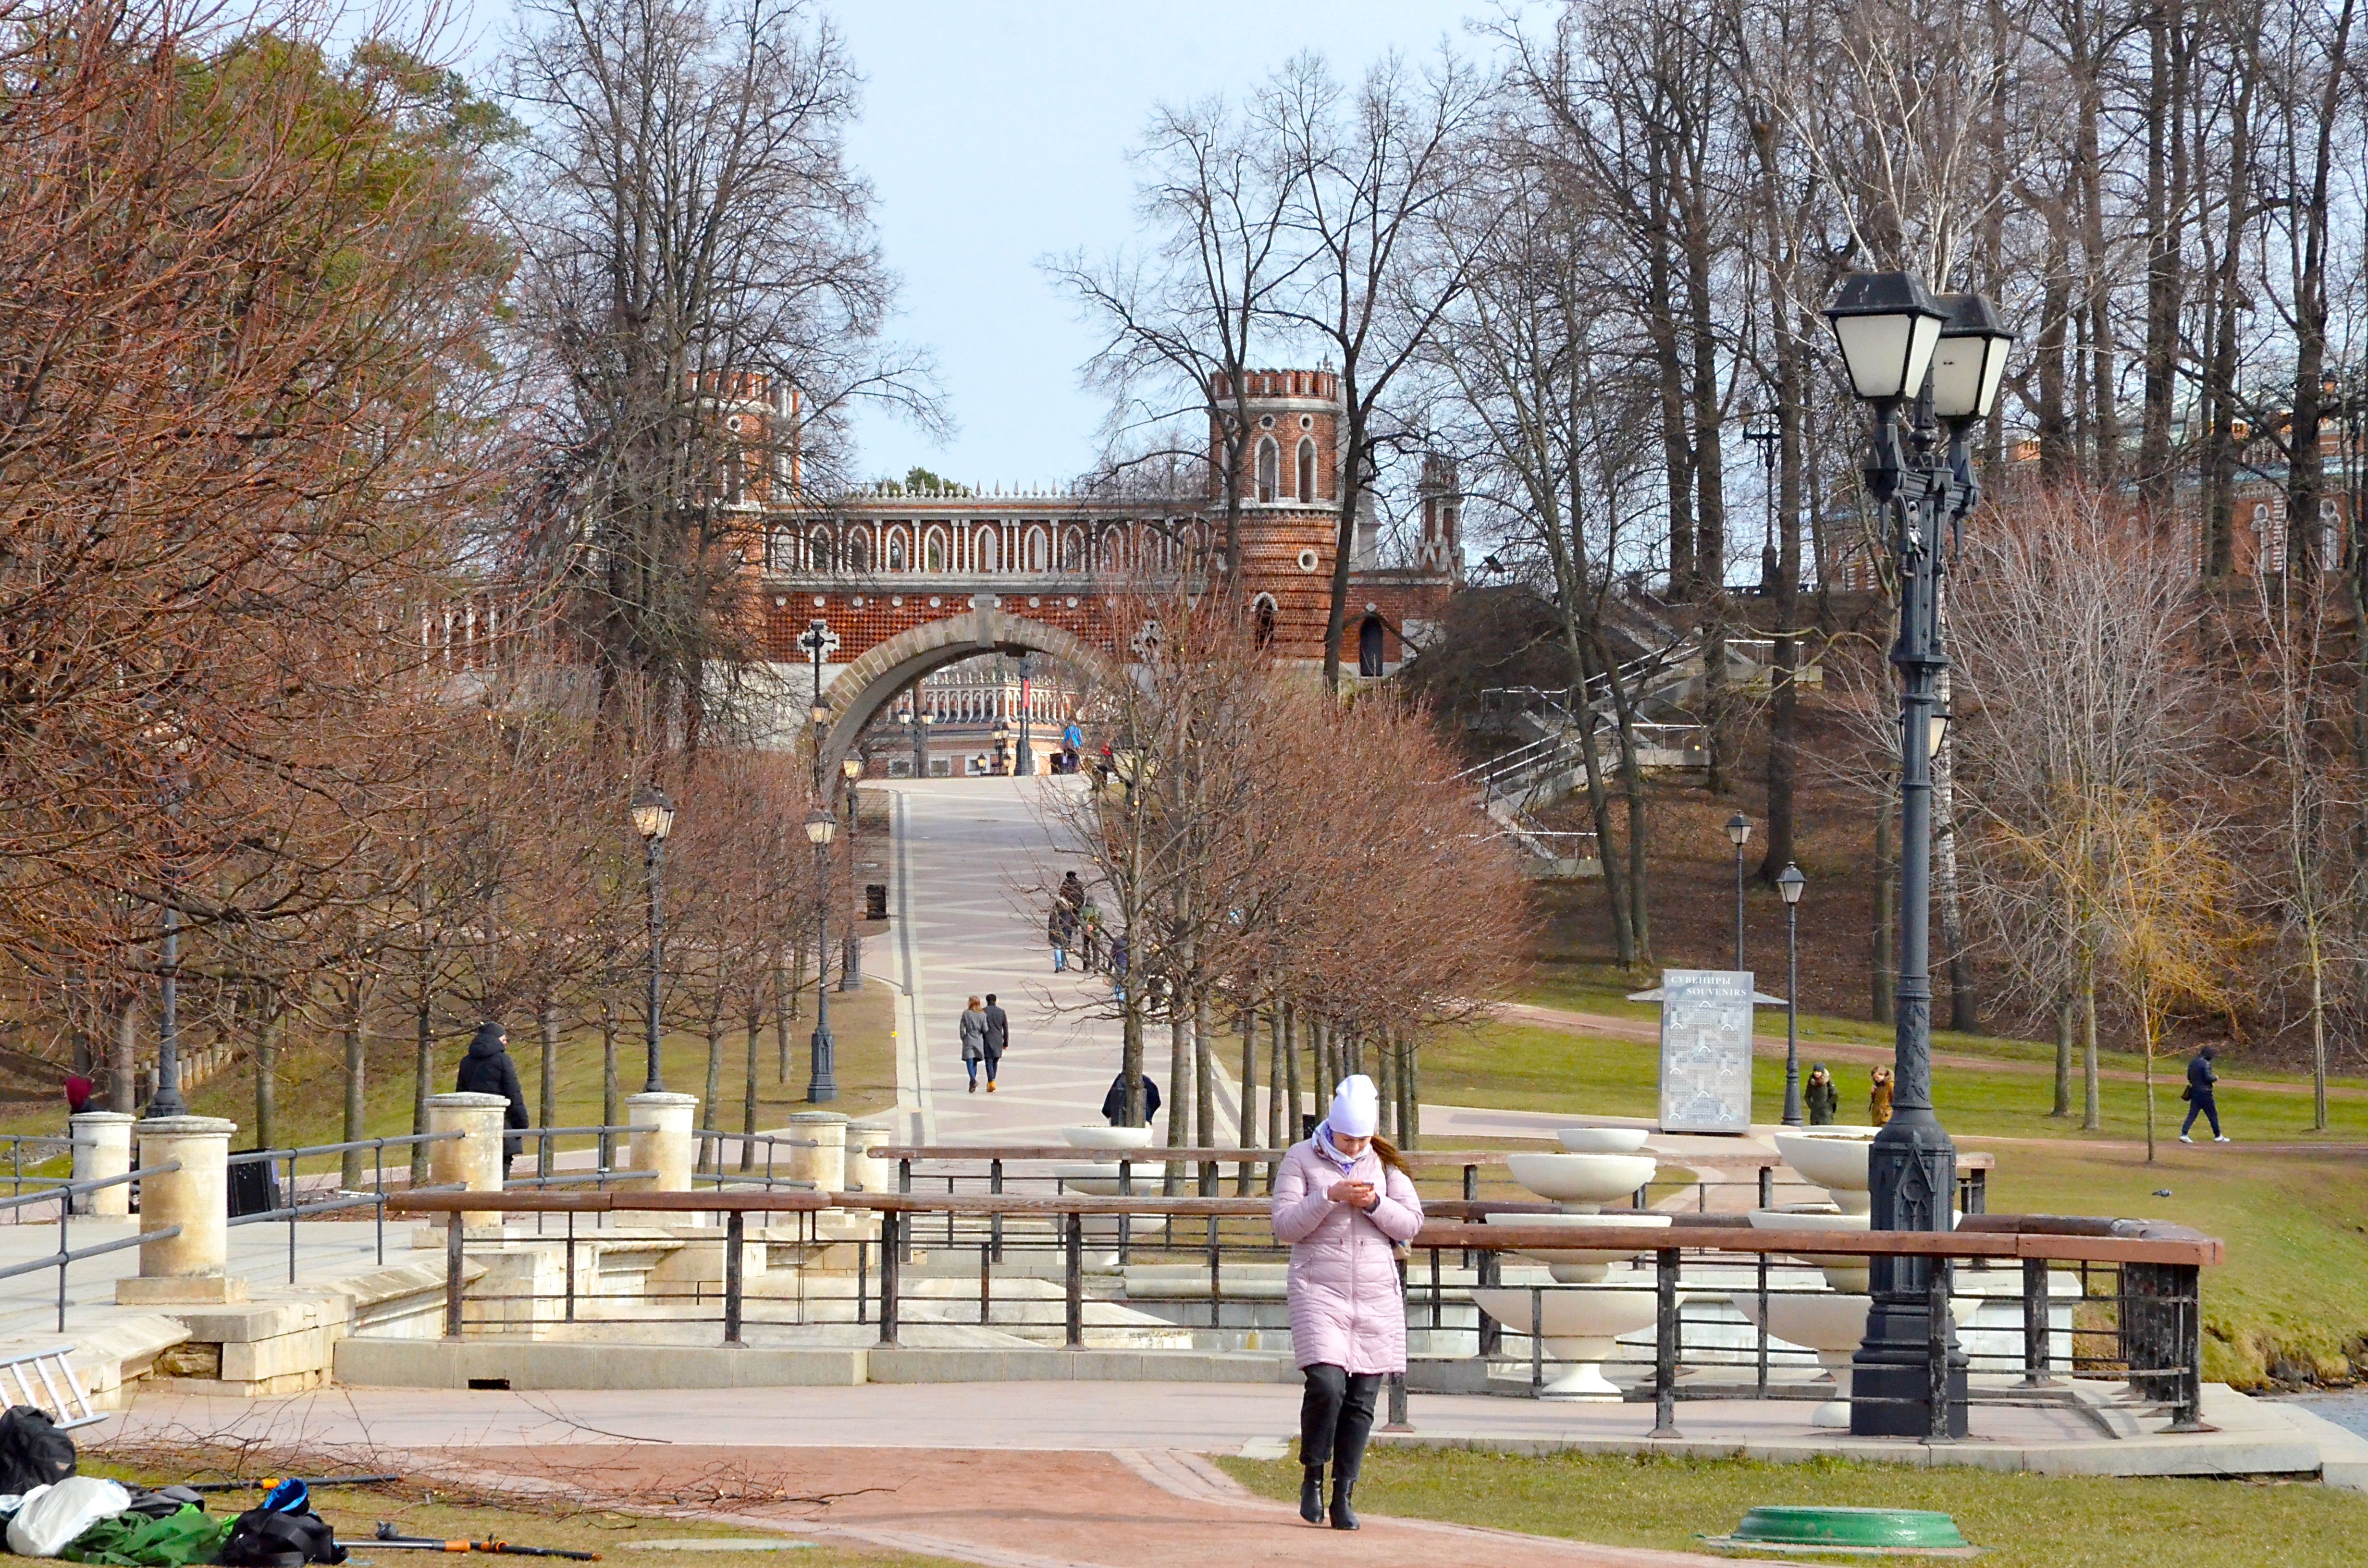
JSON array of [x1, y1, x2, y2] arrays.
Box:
[[1460, 632, 1772, 879]]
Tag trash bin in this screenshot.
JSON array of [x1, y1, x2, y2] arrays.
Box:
[[864, 883, 888, 920], [226, 1156, 281, 1218]]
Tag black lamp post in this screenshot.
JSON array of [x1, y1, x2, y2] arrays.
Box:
[[1015, 654, 1036, 775], [150, 886, 186, 1119], [805, 806, 839, 1102], [1726, 813, 1751, 970], [1777, 863, 1806, 1127], [630, 784, 676, 1094], [1744, 409, 1780, 594], [912, 689, 933, 778], [1825, 270, 2015, 1439], [839, 754, 863, 992]]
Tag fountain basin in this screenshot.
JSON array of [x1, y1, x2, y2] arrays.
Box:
[[1748, 1207, 1872, 1292], [1472, 1284, 1661, 1400], [1554, 1127, 1651, 1154], [1505, 1151, 1658, 1211], [1732, 1290, 1873, 1426], [1485, 1211, 1672, 1283], [1060, 1126, 1157, 1151], [1772, 1128, 1878, 1214]]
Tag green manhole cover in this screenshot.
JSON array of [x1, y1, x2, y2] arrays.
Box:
[[1704, 1507, 1977, 1558]]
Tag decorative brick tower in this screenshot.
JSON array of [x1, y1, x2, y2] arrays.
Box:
[[1209, 368, 1343, 660], [1416, 451, 1462, 580]]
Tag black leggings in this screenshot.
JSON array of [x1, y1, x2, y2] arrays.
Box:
[[1299, 1364, 1382, 1478]]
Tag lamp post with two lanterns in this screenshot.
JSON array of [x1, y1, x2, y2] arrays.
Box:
[[839, 754, 864, 992], [1821, 270, 2015, 1439]]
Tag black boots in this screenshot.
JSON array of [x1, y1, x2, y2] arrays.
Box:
[[1328, 1471, 1359, 1531], [1298, 1465, 1325, 1524]]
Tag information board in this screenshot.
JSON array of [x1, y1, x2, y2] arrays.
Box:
[[1651, 968, 1758, 1134]]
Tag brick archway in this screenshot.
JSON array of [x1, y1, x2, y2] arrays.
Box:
[[814, 610, 1120, 774]]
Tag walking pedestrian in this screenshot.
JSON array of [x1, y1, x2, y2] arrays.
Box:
[[1101, 1070, 1160, 1127], [455, 1021, 531, 1167], [1869, 1066, 1894, 1126], [1079, 901, 1101, 971], [1048, 901, 1075, 972], [2180, 1044, 2230, 1143], [1059, 870, 1084, 910], [958, 997, 989, 1093], [982, 993, 1010, 1091], [1271, 1075, 1422, 1531], [1804, 1063, 1838, 1126]]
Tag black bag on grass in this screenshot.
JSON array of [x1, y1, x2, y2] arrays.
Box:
[[0, 1406, 77, 1493], [219, 1509, 345, 1568]]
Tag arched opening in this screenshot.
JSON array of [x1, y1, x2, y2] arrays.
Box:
[[1027, 527, 1047, 572], [975, 529, 999, 573], [1257, 437, 1279, 502], [846, 529, 870, 572], [887, 529, 908, 571], [1296, 439, 1316, 502], [808, 528, 833, 572], [925, 529, 945, 572], [1252, 593, 1277, 648], [1357, 615, 1386, 677]]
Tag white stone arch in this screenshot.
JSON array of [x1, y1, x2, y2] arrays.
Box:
[[924, 526, 947, 572], [977, 527, 999, 573], [1026, 525, 1047, 572]]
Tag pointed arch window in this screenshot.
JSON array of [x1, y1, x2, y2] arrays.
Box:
[[1296, 439, 1317, 502], [1256, 437, 1279, 502], [1253, 593, 1278, 648]]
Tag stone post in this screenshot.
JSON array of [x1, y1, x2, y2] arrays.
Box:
[[69, 1111, 134, 1218], [787, 1111, 849, 1193], [627, 1091, 699, 1225], [845, 1116, 895, 1194], [117, 1115, 244, 1305], [427, 1091, 511, 1232]]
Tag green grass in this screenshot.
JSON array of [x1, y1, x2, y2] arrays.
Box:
[[1521, 965, 2368, 1093], [1430, 1018, 2368, 1144], [1218, 1448, 2368, 1568], [1419, 1015, 2368, 1385]]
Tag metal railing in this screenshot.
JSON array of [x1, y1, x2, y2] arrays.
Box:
[[0, 1137, 71, 1201], [0, 1164, 182, 1331], [225, 1133, 464, 1282], [387, 1187, 2213, 1436]]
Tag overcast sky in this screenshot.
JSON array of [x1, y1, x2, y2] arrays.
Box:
[[814, 0, 1493, 485]]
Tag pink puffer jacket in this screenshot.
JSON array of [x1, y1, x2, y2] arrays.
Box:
[[1271, 1135, 1425, 1374]]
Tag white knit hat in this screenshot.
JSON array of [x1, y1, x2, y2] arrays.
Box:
[[1329, 1075, 1380, 1138]]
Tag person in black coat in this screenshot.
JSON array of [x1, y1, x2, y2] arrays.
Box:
[[2180, 1045, 2228, 1143], [1102, 1071, 1160, 1127], [981, 993, 1011, 1088], [455, 1021, 530, 1166]]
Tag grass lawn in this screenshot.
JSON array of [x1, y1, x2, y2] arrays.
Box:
[[1219, 1447, 2368, 1568], [1417, 1017, 2368, 1386], [1520, 965, 2368, 1096], [77, 1470, 960, 1568], [1425, 1018, 2368, 1144]]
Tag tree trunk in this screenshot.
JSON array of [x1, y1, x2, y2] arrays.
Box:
[[1759, 310, 1804, 880], [743, 1012, 765, 1172], [342, 978, 370, 1190], [600, 992, 620, 1170], [252, 992, 282, 1152], [411, 997, 434, 1185], [1236, 1009, 1258, 1196], [2052, 989, 2074, 1119], [2081, 958, 2102, 1131], [1281, 1005, 1300, 1146], [700, 1017, 725, 1172], [775, 961, 793, 1081], [2138, 0, 2188, 519], [111, 996, 138, 1114]]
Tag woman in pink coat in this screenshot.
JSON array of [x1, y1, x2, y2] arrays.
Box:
[[1270, 1074, 1423, 1531]]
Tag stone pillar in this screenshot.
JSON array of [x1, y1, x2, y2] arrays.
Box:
[[69, 1111, 134, 1218], [845, 1117, 895, 1194], [117, 1116, 244, 1305], [788, 1111, 849, 1194], [627, 1091, 699, 1224], [427, 1091, 511, 1232]]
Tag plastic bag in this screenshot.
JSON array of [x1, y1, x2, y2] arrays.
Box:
[[9, 1477, 132, 1557]]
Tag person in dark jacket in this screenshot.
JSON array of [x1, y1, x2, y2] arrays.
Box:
[[982, 993, 1010, 1089], [1102, 1071, 1160, 1127], [455, 1022, 530, 1166], [2181, 1045, 2228, 1143], [1804, 1064, 1838, 1125]]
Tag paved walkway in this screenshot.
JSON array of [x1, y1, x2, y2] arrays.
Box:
[[98, 1385, 1818, 1567], [879, 778, 1236, 1147]]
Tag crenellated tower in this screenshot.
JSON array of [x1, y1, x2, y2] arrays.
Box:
[[1208, 368, 1344, 659]]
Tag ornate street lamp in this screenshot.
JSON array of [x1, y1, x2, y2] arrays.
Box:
[[1726, 814, 1751, 971], [630, 784, 677, 1094], [805, 806, 839, 1102], [1015, 654, 1037, 775], [1776, 864, 1807, 1127], [1824, 269, 2015, 1439]]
